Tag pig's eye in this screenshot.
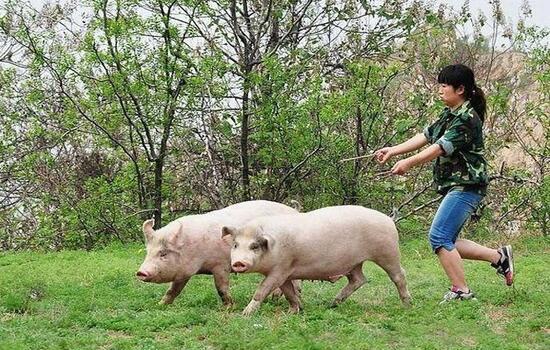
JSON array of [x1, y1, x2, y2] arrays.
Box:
[[249, 243, 259, 250], [232, 243, 237, 249], [159, 251, 168, 258]]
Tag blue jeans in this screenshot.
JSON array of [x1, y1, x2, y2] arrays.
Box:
[[429, 188, 483, 253]]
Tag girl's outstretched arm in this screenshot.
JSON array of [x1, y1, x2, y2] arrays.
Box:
[[375, 133, 429, 164], [391, 144, 444, 175]]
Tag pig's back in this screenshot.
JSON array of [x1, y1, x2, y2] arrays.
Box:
[[218, 200, 298, 220], [263, 205, 395, 238], [258, 206, 398, 268], [182, 200, 297, 239], [305, 205, 395, 233], [306, 206, 396, 245]]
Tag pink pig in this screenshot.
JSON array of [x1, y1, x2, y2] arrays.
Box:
[[223, 205, 411, 316], [137, 200, 298, 305]]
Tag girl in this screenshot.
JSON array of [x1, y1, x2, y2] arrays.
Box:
[[375, 64, 514, 302]]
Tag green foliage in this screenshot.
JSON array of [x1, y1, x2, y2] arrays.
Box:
[[0, 0, 547, 249], [530, 176, 549, 235]]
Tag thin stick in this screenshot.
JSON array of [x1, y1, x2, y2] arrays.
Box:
[[374, 170, 393, 178], [339, 152, 377, 163], [395, 196, 443, 223]]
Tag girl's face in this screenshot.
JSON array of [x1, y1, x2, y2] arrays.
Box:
[[438, 83, 465, 108]]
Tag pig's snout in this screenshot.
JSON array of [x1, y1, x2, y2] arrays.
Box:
[[136, 270, 152, 281], [232, 261, 249, 273]]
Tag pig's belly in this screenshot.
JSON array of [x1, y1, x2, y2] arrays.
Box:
[[289, 263, 359, 281]]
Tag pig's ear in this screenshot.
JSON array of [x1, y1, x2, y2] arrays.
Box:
[[258, 234, 275, 251], [168, 222, 184, 248], [221, 226, 236, 238], [221, 226, 235, 244], [142, 219, 155, 241]]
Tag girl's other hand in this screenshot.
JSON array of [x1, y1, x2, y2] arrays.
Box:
[[375, 147, 394, 164], [391, 159, 412, 175]]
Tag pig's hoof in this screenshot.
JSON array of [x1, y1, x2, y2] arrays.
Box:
[[242, 306, 255, 317], [242, 300, 261, 316], [287, 306, 301, 314], [159, 298, 173, 305]]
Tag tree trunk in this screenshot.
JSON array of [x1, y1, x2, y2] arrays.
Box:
[[241, 76, 251, 201], [153, 157, 164, 228], [349, 106, 365, 204]]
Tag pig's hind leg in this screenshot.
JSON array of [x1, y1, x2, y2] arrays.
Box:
[[330, 263, 367, 307], [270, 287, 284, 300], [376, 258, 411, 306], [272, 280, 301, 300], [280, 279, 302, 313], [212, 267, 233, 306]]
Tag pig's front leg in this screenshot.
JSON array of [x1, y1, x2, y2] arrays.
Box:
[[212, 267, 233, 306], [243, 272, 289, 317], [160, 278, 189, 305]]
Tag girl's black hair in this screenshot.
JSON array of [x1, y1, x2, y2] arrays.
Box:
[[437, 64, 486, 123]]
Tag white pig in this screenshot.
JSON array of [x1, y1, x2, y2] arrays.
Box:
[[222, 205, 411, 316], [136, 200, 298, 305]]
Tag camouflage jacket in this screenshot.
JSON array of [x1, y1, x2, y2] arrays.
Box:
[[423, 101, 489, 196]]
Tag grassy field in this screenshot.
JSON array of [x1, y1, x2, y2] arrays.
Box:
[[0, 235, 548, 349]]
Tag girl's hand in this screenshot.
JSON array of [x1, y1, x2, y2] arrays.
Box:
[[374, 147, 395, 164], [391, 159, 412, 175]]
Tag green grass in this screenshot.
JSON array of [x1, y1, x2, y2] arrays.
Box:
[[0, 236, 548, 350]]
